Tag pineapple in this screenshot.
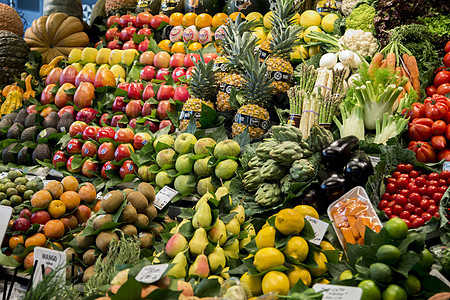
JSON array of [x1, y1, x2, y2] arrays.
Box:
[[105, 0, 137, 16], [232, 53, 273, 139], [179, 58, 216, 131]]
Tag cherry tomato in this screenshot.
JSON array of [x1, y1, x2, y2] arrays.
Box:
[[426, 85, 437, 97], [428, 173, 440, 181], [400, 189, 411, 199], [405, 164, 414, 173], [445, 52, 450, 67], [400, 211, 410, 219], [419, 187, 428, 196], [409, 214, 419, 222], [421, 212, 432, 222], [392, 171, 402, 178], [414, 207, 424, 215], [410, 185, 420, 194], [434, 70, 450, 87], [409, 170, 419, 178], [428, 205, 438, 215], [428, 180, 439, 187], [396, 177, 409, 190], [439, 179, 447, 186], [420, 174, 429, 179], [434, 212, 440, 219], [386, 177, 397, 184], [393, 205, 403, 215], [388, 200, 396, 209], [395, 194, 408, 206], [428, 185, 438, 196], [440, 170, 450, 180], [428, 199, 437, 207], [415, 177, 427, 187], [420, 199, 430, 211], [432, 120, 447, 135], [412, 217, 425, 228], [447, 178, 450, 185], [399, 174, 410, 179], [445, 41, 450, 53], [378, 200, 389, 210], [433, 192, 443, 203], [381, 193, 391, 201], [405, 203, 416, 213], [386, 183, 396, 194], [422, 195, 430, 200], [409, 178, 416, 185], [397, 164, 406, 173], [408, 193, 422, 206], [389, 215, 399, 219], [439, 186, 448, 194], [383, 207, 392, 217], [437, 83, 450, 95], [403, 219, 412, 229]]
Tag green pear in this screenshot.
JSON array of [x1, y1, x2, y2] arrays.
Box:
[[171, 218, 190, 234], [224, 239, 239, 259], [195, 193, 214, 210], [188, 252, 210, 279], [194, 156, 213, 177], [208, 242, 226, 273], [215, 186, 232, 205], [208, 219, 227, 246], [197, 177, 216, 196], [166, 251, 187, 279], [220, 267, 231, 279], [192, 202, 212, 229], [240, 223, 256, 249], [189, 227, 209, 256], [231, 205, 245, 225], [165, 232, 188, 258], [225, 217, 240, 236]]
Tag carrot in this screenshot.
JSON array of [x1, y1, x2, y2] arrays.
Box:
[[402, 53, 410, 65], [380, 59, 387, 69], [400, 66, 411, 82], [405, 56, 421, 98], [386, 52, 396, 72], [395, 66, 401, 83], [369, 52, 384, 74]]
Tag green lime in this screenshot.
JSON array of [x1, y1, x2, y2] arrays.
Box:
[[419, 249, 434, 270], [358, 280, 381, 300], [26, 180, 38, 191], [4, 182, 15, 189], [0, 199, 11, 206], [403, 275, 421, 295], [370, 263, 393, 285], [10, 195, 22, 206], [6, 188, 18, 197], [376, 245, 401, 265], [14, 177, 27, 185], [385, 218, 408, 240], [0, 184, 5, 193], [0, 192, 6, 200], [382, 284, 407, 300], [1, 178, 11, 184], [23, 190, 34, 200], [407, 232, 425, 252], [7, 170, 21, 181], [16, 185, 26, 194], [339, 270, 353, 280]]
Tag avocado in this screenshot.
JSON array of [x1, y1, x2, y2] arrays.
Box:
[[32, 144, 52, 164], [0, 118, 12, 130], [24, 113, 38, 128], [20, 126, 38, 142], [36, 128, 57, 143], [42, 112, 59, 129], [13, 109, 27, 125], [57, 112, 74, 133], [2, 142, 18, 164], [17, 146, 32, 165], [7, 123, 22, 140], [4, 112, 17, 123]]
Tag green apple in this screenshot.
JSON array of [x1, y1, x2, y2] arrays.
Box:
[[214, 139, 241, 158], [153, 134, 175, 150], [138, 165, 156, 182], [194, 138, 217, 155], [174, 133, 197, 154], [155, 170, 174, 188], [215, 159, 238, 179], [175, 154, 194, 174], [156, 149, 176, 169], [174, 174, 197, 195], [194, 156, 213, 177], [197, 177, 216, 196]]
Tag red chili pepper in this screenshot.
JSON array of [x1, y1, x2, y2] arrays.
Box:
[[408, 141, 437, 163], [408, 118, 434, 141]]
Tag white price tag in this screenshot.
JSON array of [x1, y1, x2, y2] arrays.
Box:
[[304, 215, 329, 245], [153, 186, 178, 210], [443, 161, 450, 171], [313, 284, 362, 300], [0, 172, 7, 179], [369, 156, 381, 168], [430, 269, 450, 288], [135, 264, 169, 284], [33, 247, 66, 287], [0, 205, 12, 245]]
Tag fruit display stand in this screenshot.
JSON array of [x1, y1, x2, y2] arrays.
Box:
[[0, 0, 450, 299]]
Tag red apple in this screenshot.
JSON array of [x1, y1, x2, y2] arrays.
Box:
[[142, 83, 157, 100], [142, 101, 156, 117], [41, 84, 56, 105], [106, 27, 120, 41], [156, 100, 175, 120], [94, 68, 116, 88], [145, 120, 159, 133], [67, 155, 82, 173], [113, 96, 126, 112], [96, 127, 115, 140], [82, 126, 100, 141], [159, 119, 175, 133], [156, 68, 170, 81], [58, 106, 75, 118], [27, 105, 37, 114], [117, 82, 129, 91], [138, 38, 149, 52], [99, 113, 111, 126], [186, 66, 196, 80], [82, 141, 98, 158], [52, 151, 68, 167], [55, 83, 75, 108], [69, 121, 87, 137], [110, 114, 126, 128], [140, 65, 156, 81], [127, 82, 144, 100], [129, 118, 137, 129], [98, 142, 115, 161], [107, 15, 120, 28], [20, 208, 32, 219], [139, 51, 155, 65], [67, 139, 83, 154], [125, 100, 142, 118], [30, 211, 50, 225], [76, 108, 98, 124], [173, 85, 190, 102], [184, 53, 201, 68], [119, 14, 136, 28], [169, 53, 186, 68], [107, 39, 122, 50], [119, 160, 137, 179], [123, 40, 139, 50], [59, 65, 78, 86], [203, 52, 218, 63], [136, 12, 153, 28], [153, 51, 171, 68], [114, 128, 135, 143], [115, 143, 134, 161], [150, 14, 169, 30], [101, 161, 118, 179], [12, 218, 31, 232], [172, 67, 186, 83], [82, 160, 100, 177], [133, 132, 151, 150], [75, 68, 95, 87], [74, 82, 95, 109], [157, 84, 175, 101], [45, 67, 63, 86]]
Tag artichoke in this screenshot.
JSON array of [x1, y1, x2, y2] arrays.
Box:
[[256, 139, 279, 160], [269, 141, 303, 166], [272, 125, 303, 142], [242, 168, 263, 192], [255, 183, 282, 206], [280, 174, 295, 194], [247, 156, 265, 169], [290, 159, 315, 182], [260, 159, 286, 180], [306, 124, 333, 152]]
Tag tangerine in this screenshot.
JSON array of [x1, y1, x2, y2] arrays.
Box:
[[30, 190, 53, 208], [60, 191, 81, 211], [8, 235, 24, 250], [158, 39, 171, 52], [93, 200, 102, 212], [182, 12, 197, 27], [43, 220, 65, 239], [195, 13, 212, 28], [212, 13, 228, 28], [169, 12, 183, 26], [171, 41, 186, 53], [24, 252, 34, 270], [25, 233, 47, 248], [61, 176, 79, 192], [229, 12, 245, 21], [48, 200, 66, 218], [78, 184, 97, 203], [44, 181, 64, 199], [188, 42, 202, 51]]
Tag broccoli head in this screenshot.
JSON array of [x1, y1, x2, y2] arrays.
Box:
[[345, 3, 376, 33]]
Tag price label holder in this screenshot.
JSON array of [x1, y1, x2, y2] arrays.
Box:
[[0, 205, 12, 245], [430, 269, 450, 287], [32, 247, 66, 287], [304, 215, 329, 245], [154, 186, 178, 210], [443, 161, 450, 171], [135, 264, 169, 284], [369, 156, 381, 168], [313, 284, 362, 300]]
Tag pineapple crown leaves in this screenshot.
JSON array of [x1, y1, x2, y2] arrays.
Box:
[[188, 55, 216, 100], [222, 31, 259, 70], [270, 0, 302, 27], [269, 24, 303, 59]]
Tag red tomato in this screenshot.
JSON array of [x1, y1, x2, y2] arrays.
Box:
[[437, 83, 450, 95], [420, 199, 430, 211], [397, 164, 407, 173], [434, 212, 440, 219], [410, 185, 420, 194], [444, 52, 450, 68], [412, 217, 425, 228], [392, 171, 402, 178], [389, 215, 399, 219], [407, 141, 437, 163], [431, 120, 446, 135], [386, 183, 396, 194], [383, 207, 392, 217], [426, 85, 437, 97], [393, 205, 403, 215], [433, 192, 443, 202], [406, 103, 425, 120], [388, 200, 396, 209], [395, 194, 408, 206], [446, 41, 450, 53], [403, 219, 412, 229], [387, 177, 397, 184], [396, 177, 409, 190], [439, 186, 448, 194], [408, 193, 422, 206], [410, 170, 419, 178], [405, 203, 416, 213], [431, 135, 447, 151], [378, 200, 389, 210], [414, 207, 424, 215], [439, 179, 447, 186], [428, 185, 438, 196], [409, 214, 419, 222], [440, 170, 450, 180], [415, 177, 427, 187], [428, 173, 440, 181], [428, 205, 438, 215], [428, 199, 437, 207], [421, 212, 432, 222], [428, 180, 439, 187], [419, 187, 428, 195], [434, 70, 450, 87], [438, 149, 450, 161], [424, 100, 448, 120], [400, 211, 410, 219], [409, 118, 433, 140], [381, 193, 391, 201], [400, 189, 411, 198], [405, 164, 414, 173]]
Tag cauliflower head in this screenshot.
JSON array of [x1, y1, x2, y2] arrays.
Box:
[[341, 0, 360, 17], [339, 29, 378, 57], [345, 3, 376, 33]]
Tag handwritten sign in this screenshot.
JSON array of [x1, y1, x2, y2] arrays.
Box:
[[313, 284, 362, 300], [33, 247, 66, 287], [305, 216, 329, 245]]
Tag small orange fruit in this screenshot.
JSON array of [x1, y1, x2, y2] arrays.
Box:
[[25, 233, 47, 248], [60, 191, 81, 211], [171, 41, 186, 53], [60, 215, 78, 230], [47, 241, 63, 250], [30, 190, 53, 208], [24, 252, 34, 270], [182, 12, 197, 27], [170, 12, 183, 26], [61, 176, 79, 192], [212, 13, 228, 28], [195, 13, 212, 28], [8, 235, 24, 250], [230, 12, 245, 21], [78, 183, 97, 204], [44, 181, 64, 199], [48, 200, 66, 218], [158, 39, 172, 52], [74, 205, 92, 224], [13, 255, 24, 263], [93, 200, 102, 213], [188, 42, 202, 51], [43, 220, 65, 239]]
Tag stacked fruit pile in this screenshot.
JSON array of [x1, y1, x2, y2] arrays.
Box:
[[0, 171, 38, 210]]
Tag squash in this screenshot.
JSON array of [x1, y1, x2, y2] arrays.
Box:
[[0, 3, 23, 37], [0, 90, 23, 116], [0, 31, 29, 89], [43, 0, 83, 20], [90, 0, 107, 26], [24, 13, 89, 64]]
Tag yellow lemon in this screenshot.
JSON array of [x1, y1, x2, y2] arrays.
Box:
[[287, 265, 311, 288], [68, 48, 82, 63], [253, 247, 285, 272], [275, 209, 304, 235], [246, 12, 263, 23], [263, 11, 274, 29], [294, 205, 319, 219], [262, 271, 290, 296], [290, 12, 301, 25], [252, 26, 267, 45], [320, 241, 335, 251], [171, 41, 186, 53], [308, 45, 322, 57], [317, 278, 330, 284], [241, 272, 262, 297], [290, 45, 309, 61], [303, 26, 322, 43], [308, 251, 328, 277], [283, 236, 309, 262], [300, 10, 322, 27], [321, 13, 339, 33], [339, 270, 353, 280], [188, 42, 202, 51], [255, 225, 276, 249]]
